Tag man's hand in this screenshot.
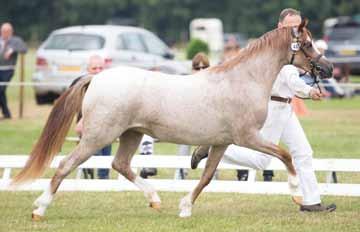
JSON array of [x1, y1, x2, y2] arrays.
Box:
[[4, 48, 13, 60], [309, 88, 322, 101]]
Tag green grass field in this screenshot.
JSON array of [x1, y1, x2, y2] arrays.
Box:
[[0, 51, 359, 231], [1, 192, 359, 232]]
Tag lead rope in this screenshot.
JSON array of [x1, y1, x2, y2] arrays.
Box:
[[295, 70, 322, 100]]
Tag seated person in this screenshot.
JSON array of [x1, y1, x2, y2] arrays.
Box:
[[314, 40, 345, 98]]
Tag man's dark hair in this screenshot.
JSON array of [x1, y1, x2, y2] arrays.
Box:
[[279, 8, 300, 23]]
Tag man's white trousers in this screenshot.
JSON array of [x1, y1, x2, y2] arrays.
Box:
[[223, 101, 321, 205]]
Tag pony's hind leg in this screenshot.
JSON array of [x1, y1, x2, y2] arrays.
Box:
[[179, 145, 228, 217], [32, 141, 101, 220], [112, 130, 161, 209], [241, 131, 298, 188]]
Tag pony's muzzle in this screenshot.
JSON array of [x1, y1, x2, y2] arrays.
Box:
[[319, 64, 333, 79], [315, 59, 333, 79]]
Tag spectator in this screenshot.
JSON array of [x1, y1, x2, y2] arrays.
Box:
[[192, 52, 210, 71], [333, 64, 350, 84], [75, 55, 111, 179], [0, 22, 27, 119], [222, 35, 240, 62], [314, 40, 345, 98], [139, 135, 157, 178]]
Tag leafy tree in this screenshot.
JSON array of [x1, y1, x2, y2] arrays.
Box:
[[2, 0, 360, 43]]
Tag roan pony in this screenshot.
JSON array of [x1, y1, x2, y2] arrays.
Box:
[[12, 19, 332, 220]]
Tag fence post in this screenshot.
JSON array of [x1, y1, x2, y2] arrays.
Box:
[[18, 54, 25, 118]]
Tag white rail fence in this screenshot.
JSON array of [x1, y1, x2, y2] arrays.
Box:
[[1, 81, 360, 88], [1, 155, 360, 196]]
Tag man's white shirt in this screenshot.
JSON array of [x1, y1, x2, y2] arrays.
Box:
[[271, 65, 312, 98]]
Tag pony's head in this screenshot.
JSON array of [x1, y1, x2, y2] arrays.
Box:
[[289, 18, 333, 79]]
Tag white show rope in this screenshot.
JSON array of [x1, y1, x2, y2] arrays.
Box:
[[0, 82, 71, 86], [1, 81, 360, 88]]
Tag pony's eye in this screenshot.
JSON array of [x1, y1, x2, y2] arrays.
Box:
[[304, 42, 312, 48]]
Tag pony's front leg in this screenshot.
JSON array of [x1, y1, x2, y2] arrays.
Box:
[[133, 176, 161, 209], [179, 145, 228, 218], [112, 130, 161, 210]]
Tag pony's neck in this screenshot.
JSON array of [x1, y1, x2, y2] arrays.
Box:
[[246, 47, 289, 91], [220, 27, 291, 95]]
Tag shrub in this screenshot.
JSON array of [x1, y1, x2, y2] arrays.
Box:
[[186, 39, 209, 60]]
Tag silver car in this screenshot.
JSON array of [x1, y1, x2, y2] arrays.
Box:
[[33, 25, 190, 104]]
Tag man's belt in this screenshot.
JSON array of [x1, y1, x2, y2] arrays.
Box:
[[270, 96, 292, 104]]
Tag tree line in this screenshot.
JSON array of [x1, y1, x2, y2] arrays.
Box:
[[1, 0, 359, 44]]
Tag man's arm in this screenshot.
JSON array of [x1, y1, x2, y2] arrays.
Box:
[[10, 36, 28, 54], [284, 67, 322, 100]]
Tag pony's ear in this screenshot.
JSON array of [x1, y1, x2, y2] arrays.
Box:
[[291, 27, 299, 38], [298, 17, 309, 32]]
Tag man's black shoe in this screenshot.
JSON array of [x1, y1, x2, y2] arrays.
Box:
[[300, 203, 336, 212], [263, 174, 273, 182], [237, 170, 248, 181], [263, 170, 274, 181], [4, 112, 11, 119], [140, 168, 157, 179]]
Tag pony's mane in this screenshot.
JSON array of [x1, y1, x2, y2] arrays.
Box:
[[211, 27, 292, 73]]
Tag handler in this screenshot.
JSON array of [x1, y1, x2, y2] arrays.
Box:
[[191, 8, 336, 212]]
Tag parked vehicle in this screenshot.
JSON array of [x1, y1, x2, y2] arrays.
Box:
[[190, 18, 224, 52], [33, 25, 189, 104], [324, 17, 360, 75]]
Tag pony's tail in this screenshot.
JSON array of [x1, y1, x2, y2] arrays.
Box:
[[12, 75, 93, 185]]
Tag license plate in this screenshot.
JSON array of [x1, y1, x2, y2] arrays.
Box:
[[58, 65, 81, 72], [339, 49, 356, 56]]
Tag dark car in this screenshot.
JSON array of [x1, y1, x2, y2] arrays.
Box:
[[325, 20, 360, 75]]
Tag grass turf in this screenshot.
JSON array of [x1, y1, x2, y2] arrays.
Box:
[[1, 192, 359, 232]]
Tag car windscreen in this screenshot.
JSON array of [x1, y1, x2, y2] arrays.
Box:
[[44, 33, 105, 50], [328, 27, 360, 41]]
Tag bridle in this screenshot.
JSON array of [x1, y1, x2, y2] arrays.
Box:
[[289, 27, 324, 99], [289, 27, 324, 69]]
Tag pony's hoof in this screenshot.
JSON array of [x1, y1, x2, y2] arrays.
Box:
[[149, 201, 161, 210], [179, 196, 192, 218], [32, 213, 43, 221], [179, 208, 192, 218], [292, 196, 303, 206]]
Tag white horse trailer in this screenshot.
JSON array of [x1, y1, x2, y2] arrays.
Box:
[[190, 18, 224, 52]]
